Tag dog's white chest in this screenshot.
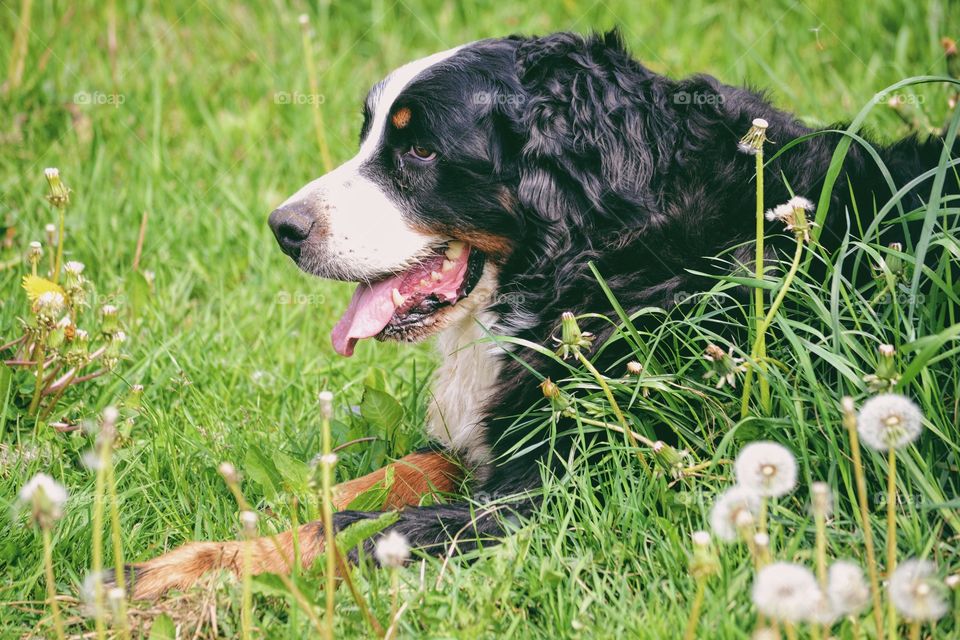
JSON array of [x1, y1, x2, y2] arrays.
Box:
[[426, 312, 501, 468]]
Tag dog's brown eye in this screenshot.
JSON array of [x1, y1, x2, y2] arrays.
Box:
[[407, 146, 436, 161]]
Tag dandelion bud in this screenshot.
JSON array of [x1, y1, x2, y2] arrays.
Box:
[[126, 384, 144, 410], [18, 473, 68, 529], [28, 240, 43, 268], [554, 311, 594, 359], [886, 242, 906, 280], [66, 328, 89, 366], [702, 343, 746, 389], [737, 117, 769, 155], [44, 168, 70, 208], [33, 291, 66, 326], [45, 224, 57, 248], [318, 390, 334, 419], [689, 530, 719, 579], [945, 574, 960, 589], [298, 13, 309, 26], [218, 462, 239, 485], [626, 361, 643, 375], [652, 441, 689, 479], [103, 330, 125, 369], [540, 378, 559, 399], [240, 510, 258, 538], [865, 343, 900, 391], [100, 304, 119, 335], [319, 453, 338, 467], [811, 482, 832, 518]]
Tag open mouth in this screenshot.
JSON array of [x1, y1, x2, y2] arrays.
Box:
[[331, 241, 486, 356]]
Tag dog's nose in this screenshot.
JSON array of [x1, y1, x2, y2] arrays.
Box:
[[268, 204, 314, 259]]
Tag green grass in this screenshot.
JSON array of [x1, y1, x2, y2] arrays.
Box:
[[1, 0, 958, 637]]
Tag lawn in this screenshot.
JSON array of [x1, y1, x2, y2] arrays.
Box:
[[1, 0, 958, 638]]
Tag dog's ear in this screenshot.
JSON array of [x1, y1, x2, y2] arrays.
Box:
[[514, 30, 671, 228]]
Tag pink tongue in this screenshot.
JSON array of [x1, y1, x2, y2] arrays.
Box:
[[330, 247, 471, 357], [330, 276, 405, 357]]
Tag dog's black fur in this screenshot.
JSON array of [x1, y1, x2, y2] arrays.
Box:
[[317, 30, 956, 558]]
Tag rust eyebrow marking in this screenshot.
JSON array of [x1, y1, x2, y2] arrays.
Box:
[[391, 106, 412, 129]]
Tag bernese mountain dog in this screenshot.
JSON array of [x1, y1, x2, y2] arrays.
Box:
[[118, 31, 955, 598]]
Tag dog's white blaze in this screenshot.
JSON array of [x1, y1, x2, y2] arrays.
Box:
[[277, 46, 464, 278], [427, 270, 501, 470], [357, 45, 464, 161]]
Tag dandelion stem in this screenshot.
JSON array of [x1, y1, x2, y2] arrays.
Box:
[[53, 208, 64, 283], [574, 350, 651, 473], [784, 622, 798, 640], [106, 460, 130, 640], [843, 401, 885, 635], [741, 234, 804, 418], [682, 579, 706, 640], [333, 546, 385, 637], [92, 445, 108, 640], [752, 149, 771, 413], [886, 447, 898, 640], [299, 16, 333, 173], [27, 332, 48, 415], [6, 0, 34, 93], [41, 526, 66, 640], [241, 535, 253, 640], [321, 401, 336, 640], [909, 621, 920, 640]]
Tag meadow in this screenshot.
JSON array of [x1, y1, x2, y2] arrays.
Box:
[[1, 0, 959, 638]]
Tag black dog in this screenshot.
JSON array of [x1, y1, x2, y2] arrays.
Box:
[[121, 31, 954, 598]]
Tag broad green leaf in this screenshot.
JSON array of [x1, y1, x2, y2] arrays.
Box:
[[360, 386, 403, 434], [335, 510, 399, 552], [148, 614, 176, 640], [244, 446, 281, 501]]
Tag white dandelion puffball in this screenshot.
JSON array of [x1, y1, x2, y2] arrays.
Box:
[[19, 473, 68, 517], [709, 486, 761, 542], [827, 560, 870, 617], [734, 441, 798, 497], [889, 559, 949, 622], [752, 562, 822, 623], [857, 394, 924, 451], [375, 530, 411, 568]]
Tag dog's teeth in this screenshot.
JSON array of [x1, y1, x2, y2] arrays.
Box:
[[441, 259, 455, 272], [391, 288, 405, 307], [430, 270, 442, 281], [444, 241, 465, 260]]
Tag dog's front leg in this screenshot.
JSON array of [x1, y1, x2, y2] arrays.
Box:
[[117, 450, 462, 599]]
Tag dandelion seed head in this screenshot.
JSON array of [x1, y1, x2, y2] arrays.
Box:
[[889, 559, 949, 622], [64, 261, 85, 275], [318, 390, 334, 419], [827, 560, 869, 617], [811, 482, 832, 517], [19, 473, 68, 525], [375, 530, 410, 568], [752, 562, 821, 623], [857, 393, 924, 451], [218, 462, 238, 483], [102, 406, 119, 425], [319, 453, 338, 467], [734, 442, 797, 497], [709, 486, 761, 542], [626, 361, 643, 375], [691, 530, 710, 547]]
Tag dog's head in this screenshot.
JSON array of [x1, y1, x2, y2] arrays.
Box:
[[268, 32, 671, 356]]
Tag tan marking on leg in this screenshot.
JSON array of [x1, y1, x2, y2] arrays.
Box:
[[332, 451, 462, 510], [127, 452, 462, 599]]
